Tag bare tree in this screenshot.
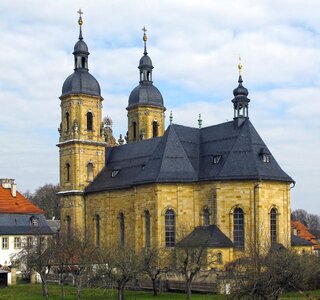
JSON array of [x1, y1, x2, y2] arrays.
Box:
[[24, 184, 60, 219], [52, 235, 77, 300], [66, 233, 98, 300], [225, 246, 308, 300], [141, 247, 170, 296], [291, 209, 320, 230], [14, 236, 55, 299], [97, 244, 144, 300]]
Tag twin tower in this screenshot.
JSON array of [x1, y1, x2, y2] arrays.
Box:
[[57, 15, 165, 196]]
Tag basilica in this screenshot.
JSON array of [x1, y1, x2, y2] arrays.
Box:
[[58, 14, 294, 265]]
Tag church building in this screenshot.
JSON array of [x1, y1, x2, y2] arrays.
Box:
[[58, 13, 293, 265]]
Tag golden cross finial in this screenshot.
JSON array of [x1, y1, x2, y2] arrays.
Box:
[[238, 56, 243, 76], [142, 26, 147, 42], [77, 9, 83, 26]]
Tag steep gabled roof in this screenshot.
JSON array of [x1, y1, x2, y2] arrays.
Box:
[[85, 119, 293, 193], [176, 225, 233, 248], [0, 186, 44, 214]]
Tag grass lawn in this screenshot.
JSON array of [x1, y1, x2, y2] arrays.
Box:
[[0, 284, 222, 300], [0, 284, 319, 300]]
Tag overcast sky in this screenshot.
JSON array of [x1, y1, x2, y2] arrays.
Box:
[[0, 0, 319, 214]]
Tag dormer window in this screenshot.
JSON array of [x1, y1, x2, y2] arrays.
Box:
[[262, 154, 270, 163], [212, 155, 222, 164], [260, 148, 271, 163], [31, 217, 39, 227], [111, 167, 121, 178]]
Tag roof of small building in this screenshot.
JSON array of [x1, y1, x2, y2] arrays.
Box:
[[86, 119, 293, 193], [176, 225, 233, 248], [291, 234, 314, 247], [0, 213, 53, 235], [0, 186, 44, 214], [291, 220, 317, 242]]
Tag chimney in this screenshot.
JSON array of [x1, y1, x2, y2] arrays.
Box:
[[11, 183, 17, 197], [0, 178, 15, 189]]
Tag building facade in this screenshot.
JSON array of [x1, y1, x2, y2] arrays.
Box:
[[0, 179, 53, 268], [59, 16, 293, 265]]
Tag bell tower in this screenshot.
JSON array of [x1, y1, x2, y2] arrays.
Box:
[[232, 58, 250, 128], [57, 10, 106, 236], [127, 27, 166, 142]]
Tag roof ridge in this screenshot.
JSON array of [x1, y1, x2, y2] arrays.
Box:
[[157, 125, 196, 180], [215, 121, 247, 178], [247, 120, 261, 179]]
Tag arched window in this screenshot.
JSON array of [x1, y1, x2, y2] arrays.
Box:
[[165, 209, 175, 248], [66, 163, 70, 182], [233, 208, 244, 249], [65, 112, 70, 132], [119, 213, 125, 247], [95, 214, 100, 247], [145, 210, 151, 248], [204, 208, 210, 226], [152, 121, 158, 137], [87, 112, 93, 131], [133, 122, 137, 141], [66, 215, 71, 241], [87, 163, 94, 181], [217, 252, 223, 264], [270, 208, 277, 244]]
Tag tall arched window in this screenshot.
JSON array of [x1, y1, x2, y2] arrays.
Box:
[[66, 215, 71, 241], [133, 122, 137, 140], [87, 112, 93, 131], [119, 213, 125, 247], [145, 210, 151, 248], [65, 112, 70, 132], [270, 208, 277, 244], [152, 121, 158, 137], [204, 208, 210, 226], [165, 209, 175, 248], [66, 163, 70, 182], [87, 163, 94, 181], [233, 208, 244, 249], [95, 214, 100, 247]]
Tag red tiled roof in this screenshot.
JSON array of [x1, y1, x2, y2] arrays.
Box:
[[0, 186, 44, 214], [291, 220, 320, 249]]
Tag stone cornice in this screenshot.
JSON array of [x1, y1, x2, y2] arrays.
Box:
[[56, 139, 107, 147]]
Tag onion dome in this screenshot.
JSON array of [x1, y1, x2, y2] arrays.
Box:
[[127, 27, 164, 109], [61, 10, 100, 97]]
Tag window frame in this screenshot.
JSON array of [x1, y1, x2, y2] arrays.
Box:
[[2, 237, 9, 250], [165, 209, 175, 248], [233, 207, 245, 250], [14, 237, 21, 249], [270, 208, 277, 244]]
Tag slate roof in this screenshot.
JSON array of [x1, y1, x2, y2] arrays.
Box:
[[176, 225, 233, 248], [0, 213, 53, 235], [291, 234, 314, 247], [0, 186, 44, 214], [86, 119, 293, 193]]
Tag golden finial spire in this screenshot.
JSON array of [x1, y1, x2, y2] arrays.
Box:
[[77, 9, 83, 26], [142, 26, 148, 54], [238, 56, 243, 76], [77, 9, 84, 40]]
